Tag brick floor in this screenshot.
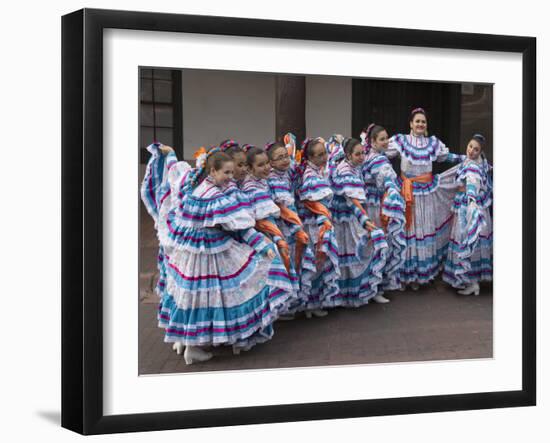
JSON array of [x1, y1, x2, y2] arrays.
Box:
[[139, 204, 492, 375], [138, 274, 493, 375]]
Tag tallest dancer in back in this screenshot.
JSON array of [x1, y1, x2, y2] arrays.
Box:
[[385, 107, 464, 290]]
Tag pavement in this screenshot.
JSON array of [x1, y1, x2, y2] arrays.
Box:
[[138, 204, 492, 375]]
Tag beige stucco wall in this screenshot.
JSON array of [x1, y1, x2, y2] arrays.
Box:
[[182, 69, 276, 159]]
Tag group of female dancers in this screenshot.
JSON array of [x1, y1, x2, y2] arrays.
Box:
[[141, 107, 493, 365]]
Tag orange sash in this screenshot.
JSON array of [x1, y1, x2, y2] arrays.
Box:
[[277, 204, 309, 269], [302, 201, 333, 266], [400, 172, 433, 229], [278, 204, 303, 227], [255, 219, 291, 273], [302, 200, 332, 220], [379, 193, 389, 231]]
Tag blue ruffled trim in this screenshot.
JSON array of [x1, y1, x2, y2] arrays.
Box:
[[178, 188, 254, 229], [164, 285, 276, 346], [443, 202, 489, 288]]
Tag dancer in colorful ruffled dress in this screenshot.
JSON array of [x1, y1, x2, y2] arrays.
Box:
[[265, 141, 315, 317], [361, 124, 407, 292], [143, 147, 295, 364], [443, 134, 493, 295], [296, 137, 340, 317], [241, 145, 301, 315], [218, 139, 252, 212], [330, 137, 389, 306], [386, 107, 464, 289]]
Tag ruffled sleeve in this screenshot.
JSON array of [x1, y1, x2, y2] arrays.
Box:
[[434, 138, 465, 163], [267, 173, 294, 206], [298, 173, 333, 202], [371, 157, 405, 218], [331, 171, 367, 201], [386, 136, 402, 159], [236, 227, 273, 255], [222, 180, 252, 213], [179, 185, 256, 230], [367, 155, 398, 191], [346, 199, 371, 228], [242, 178, 280, 220], [460, 163, 483, 201]]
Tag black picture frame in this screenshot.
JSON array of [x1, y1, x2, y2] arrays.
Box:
[[61, 8, 536, 435]]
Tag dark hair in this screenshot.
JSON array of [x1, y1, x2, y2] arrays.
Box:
[[245, 146, 268, 167], [368, 125, 386, 143], [472, 133, 486, 148], [301, 137, 325, 160], [409, 107, 427, 122], [265, 141, 286, 160], [343, 137, 362, 156]]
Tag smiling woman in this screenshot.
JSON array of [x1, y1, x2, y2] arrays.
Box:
[[386, 107, 466, 289]]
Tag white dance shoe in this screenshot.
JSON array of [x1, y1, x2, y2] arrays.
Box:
[[458, 283, 480, 296], [373, 294, 390, 303], [184, 346, 213, 365], [410, 283, 420, 291], [172, 342, 184, 355], [305, 309, 328, 319]]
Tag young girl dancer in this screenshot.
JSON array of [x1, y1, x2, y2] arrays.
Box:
[[218, 139, 251, 210], [240, 145, 301, 312], [443, 134, 493, 294], [385, 107, 464, 289], [265, 141, 315, 316], [330, 137, 389, 306], [361, 124, 407, 292], [296, 137, 340, 317], [149, 147, 294, 364]]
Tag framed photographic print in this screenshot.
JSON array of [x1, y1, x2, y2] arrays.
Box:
[[61, 8, 536, 435]]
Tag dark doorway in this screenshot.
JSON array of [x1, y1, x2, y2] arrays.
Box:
[[352, 79, 462, 173], [276, 75, 306, 144]]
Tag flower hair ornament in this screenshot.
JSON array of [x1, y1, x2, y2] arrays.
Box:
[[193, 146, 208, 169], [190, 145, 221, 187], [283, 132, 297, 159], [241, 144, 257, 153], [410, 107, 426, 117], [361, 123, 376, 151], [219, 139, 239, 151]]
